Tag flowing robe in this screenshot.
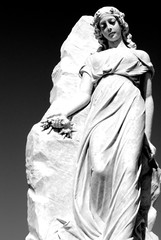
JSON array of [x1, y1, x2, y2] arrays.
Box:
[[60, 48, 159, 240]]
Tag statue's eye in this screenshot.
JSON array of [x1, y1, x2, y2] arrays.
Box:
[[109, 19, 116, 25], [100, 23, 106, 30]]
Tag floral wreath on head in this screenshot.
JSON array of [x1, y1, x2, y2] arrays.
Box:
[[92, 6, 137, 50]]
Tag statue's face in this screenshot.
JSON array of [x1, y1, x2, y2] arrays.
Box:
[[99, 15, 122, 43]]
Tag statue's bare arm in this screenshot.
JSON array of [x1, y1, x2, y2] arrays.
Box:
[[43, 72, 93, 127], [141, 71, 156, 156]]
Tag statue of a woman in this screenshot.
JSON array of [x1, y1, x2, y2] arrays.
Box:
[[42, 6, 160, 240]]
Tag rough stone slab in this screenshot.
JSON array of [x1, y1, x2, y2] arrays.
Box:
[[25, 15, 99, 240], [26, 124, 78, 240]]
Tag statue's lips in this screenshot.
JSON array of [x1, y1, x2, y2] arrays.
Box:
[[108, 32, 115, 37]]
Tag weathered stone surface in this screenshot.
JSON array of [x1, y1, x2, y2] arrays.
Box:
[[25, 15, 99, 240], [26, 125, 79, 240]]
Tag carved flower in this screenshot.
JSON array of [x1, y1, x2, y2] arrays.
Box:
[[41, 117, 75, 139]]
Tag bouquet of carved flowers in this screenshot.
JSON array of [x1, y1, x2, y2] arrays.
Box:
[[41, 115, 74, 139]]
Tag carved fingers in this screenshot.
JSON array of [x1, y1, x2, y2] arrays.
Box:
[[41, 115, 74, 138]]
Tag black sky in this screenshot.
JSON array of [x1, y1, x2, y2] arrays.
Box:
[[0, 2, 161, 239]]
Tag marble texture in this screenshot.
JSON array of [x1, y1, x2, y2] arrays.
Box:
[[25, 15, 161, 240]]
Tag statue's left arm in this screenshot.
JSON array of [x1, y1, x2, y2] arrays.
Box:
[[141, 71, 156, 156], [142, 72, 154, 140]]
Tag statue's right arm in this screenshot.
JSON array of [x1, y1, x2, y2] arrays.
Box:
[[44, 72, 93, 120], [65, 72, 93, 117]]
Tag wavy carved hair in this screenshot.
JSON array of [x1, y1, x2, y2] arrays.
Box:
[[92, 6, 137, 51]]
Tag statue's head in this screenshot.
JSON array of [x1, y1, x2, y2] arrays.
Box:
[[92, 6, 136, 50]]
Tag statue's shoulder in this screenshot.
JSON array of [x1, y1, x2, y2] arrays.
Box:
[[134, 49, 151, 62]]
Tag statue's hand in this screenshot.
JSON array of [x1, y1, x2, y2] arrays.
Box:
[[148, 140, 156, 158], [47, 114, 70, 129], [41, 115, 74, 138]]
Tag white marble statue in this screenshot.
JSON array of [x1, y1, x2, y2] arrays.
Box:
[[26, 6, 161, 240]]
